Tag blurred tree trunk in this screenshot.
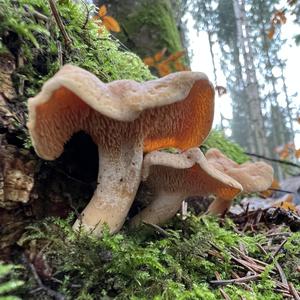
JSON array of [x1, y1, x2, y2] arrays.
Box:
[[233, 0, 270, 157], [93, 0, 185, 60]]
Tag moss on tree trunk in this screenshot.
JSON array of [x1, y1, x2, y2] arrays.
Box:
[[96, 0, 184, 59]]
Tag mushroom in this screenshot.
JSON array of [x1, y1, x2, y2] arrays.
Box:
[[130, 147, 243, 227], [27, 64, 214, 235], [205, 148, 274, 193], [205, 148, 274, 214]]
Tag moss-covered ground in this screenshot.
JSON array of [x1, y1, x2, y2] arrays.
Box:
[[4, 214, 299, 300]]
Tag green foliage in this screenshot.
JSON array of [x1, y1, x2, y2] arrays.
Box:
[[203, 130, 249, 163], [0, 0, 154, 97], [281, 232, 300, 287], [19, 215, 272, 299], [0, 263, 23, 300]]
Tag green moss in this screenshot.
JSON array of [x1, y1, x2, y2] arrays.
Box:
[[203, 130, 249, 163], [0, 263, 23, 300], [0, 0, 154, 98], [17, 215, 278, 299]]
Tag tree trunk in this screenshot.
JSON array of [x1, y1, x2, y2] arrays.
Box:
[[93, 0, 184, 59], [232, 0, 270, 157]]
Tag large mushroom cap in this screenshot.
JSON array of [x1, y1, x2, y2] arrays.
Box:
[[27, 64, 214, 160], [142, 147, 243, 200], [205, 148, 274, 193]]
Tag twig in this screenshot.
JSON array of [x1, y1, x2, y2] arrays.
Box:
[[22, 253, 65, 300], [289, 283, 300, 300], [273, 239, 288, 258], [220, 289, 231, 300], [210, 274, 260, 286], [24, 4, 49, 21], [244, 152, 300, 169], [266, 232, 291, 238], [48, 0, 72, 47], [215, 272, 232, 300], [142, 221, 171, 237], [268, 188, 294, 194], [275, 262, 288, 286]]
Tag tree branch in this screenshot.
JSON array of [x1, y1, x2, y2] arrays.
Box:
[[245, 152, 300, 169]]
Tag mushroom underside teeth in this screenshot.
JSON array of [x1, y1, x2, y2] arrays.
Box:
[[73, 139, 143, 236]]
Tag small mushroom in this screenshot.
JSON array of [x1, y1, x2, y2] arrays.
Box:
[[27, 64, 214, 235], [130, 148, 242, 227], [205, 148, 274, 214]]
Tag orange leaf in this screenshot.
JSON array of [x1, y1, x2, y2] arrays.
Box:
[[156, 62, 171, 77], [166, 50, 185, 62], [143, 57, 155, 66], [275, 11, 287, 24], [267, 26, 275, 39], [174, 61, 186, 71], [274, 194, 296, 211], [99, 5, 107, 17], [102, 16, 121, 32], [295, 148, 300, 159], [154, 48, 167, 62]]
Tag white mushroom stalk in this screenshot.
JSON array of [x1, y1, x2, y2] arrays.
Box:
[[27, 64, 215, 235]]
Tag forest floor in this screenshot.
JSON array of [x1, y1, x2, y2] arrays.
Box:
[[2, 203, 300, 300]]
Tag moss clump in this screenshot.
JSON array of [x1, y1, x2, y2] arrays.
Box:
[[0, 0, 154, 100], [0, 262, 23, 300], [203, 130, 249, 163], [17, 215, 288, 299]]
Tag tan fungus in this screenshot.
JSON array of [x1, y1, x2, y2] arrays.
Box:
[[27, 65, 214, 235]]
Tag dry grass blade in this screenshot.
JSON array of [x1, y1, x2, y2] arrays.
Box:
[[210, 274, 261, 286]]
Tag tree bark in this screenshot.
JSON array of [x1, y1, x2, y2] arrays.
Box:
[[232, 0, 270, 157]]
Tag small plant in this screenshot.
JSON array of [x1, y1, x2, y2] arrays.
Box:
[[0, 263, 23, 300]]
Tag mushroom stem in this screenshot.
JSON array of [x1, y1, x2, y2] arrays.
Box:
[[207, 198, 233, 215], [130, 191, 185, 227], [73, 138, 143, 235]]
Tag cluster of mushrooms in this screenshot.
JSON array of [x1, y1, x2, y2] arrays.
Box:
[[27, 65, 274, 236]]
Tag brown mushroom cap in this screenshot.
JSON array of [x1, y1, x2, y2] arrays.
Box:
[[130, 148, 242, 226], [27, 65, 215, 235], [205, 148, 274, 193], [27, 64, 214, 160]]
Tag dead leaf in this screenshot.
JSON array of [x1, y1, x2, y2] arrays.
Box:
[[267, 26, 275, 39], [99, 5, 107, 17], [157, 62, 171, 76], [102, 16, 120, 32], [143, 57, 155, 66], [154, 48, 167, 62], [166, 50, 185, 62]]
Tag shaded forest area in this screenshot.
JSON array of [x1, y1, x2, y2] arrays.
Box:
[[0, 0, 300, 299]]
